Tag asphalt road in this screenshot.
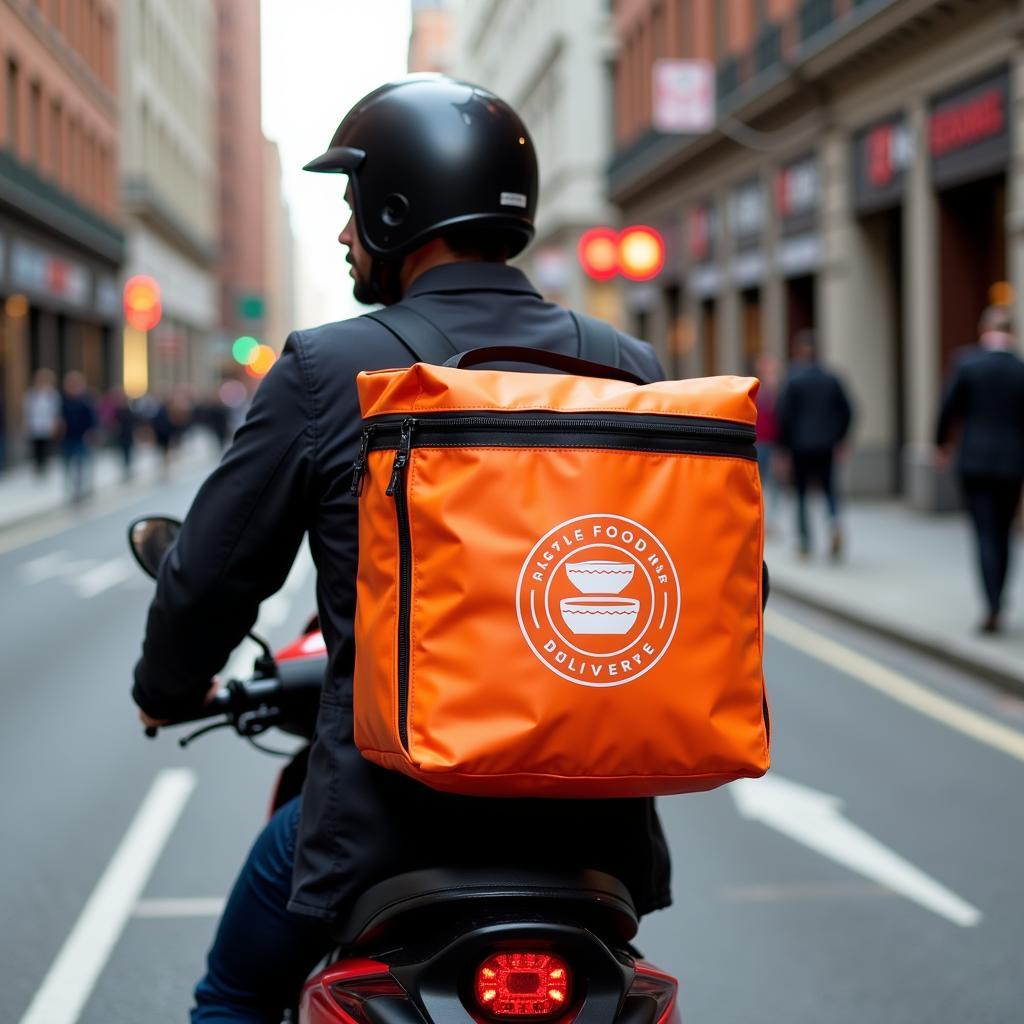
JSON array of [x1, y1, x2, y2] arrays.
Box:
[[1, 464, 1022, 1023]]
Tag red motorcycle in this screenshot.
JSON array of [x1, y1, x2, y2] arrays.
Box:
[[128, 516, 681, 1024]]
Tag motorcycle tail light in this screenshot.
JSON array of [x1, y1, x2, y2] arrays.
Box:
[[300, 960, 403, 1024], [627, 962, 678, 1024], [329, 974, 406, 1024], [475, 952, 572, 1018]]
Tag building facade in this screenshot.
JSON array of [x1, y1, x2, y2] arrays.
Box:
[[451, 0, 621, 320], [0, 0, 123, 456], [408, 0, 452, 74], [262, 137, 295, 350], [120, 0, 218, 393], [214, 0, 265, 354], [610, 0, 1023, 509]]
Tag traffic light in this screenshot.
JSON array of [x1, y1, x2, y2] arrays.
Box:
[[577, 226, 665, 282], [577, 228, 620, 282], [123, 275, 162, 331], [618, 226, 665, 281]]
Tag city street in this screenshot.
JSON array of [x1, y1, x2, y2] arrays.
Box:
[[2, 467, 1022, 1023]]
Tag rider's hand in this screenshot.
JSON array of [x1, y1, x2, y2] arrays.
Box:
[[138, 678, 221, 731]]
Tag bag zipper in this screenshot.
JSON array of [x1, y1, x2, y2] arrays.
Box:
[[387, 419, 415, 751], [360, 412, 755, 755]]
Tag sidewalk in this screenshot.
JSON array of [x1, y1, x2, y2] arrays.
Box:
[[764, 496, 1024, 692], [0, 435, 219, 533]]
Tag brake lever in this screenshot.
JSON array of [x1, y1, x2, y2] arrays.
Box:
[[177, 719, 234, 748]]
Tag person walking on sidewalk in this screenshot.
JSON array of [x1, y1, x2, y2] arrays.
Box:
[[936, 305, 1024, 634], [23, 368, 61, 476], [777, 330, 854, 559], [60, 371, 98, 504]]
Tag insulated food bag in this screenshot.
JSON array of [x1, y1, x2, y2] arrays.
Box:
[[351, 347, 770, 797]]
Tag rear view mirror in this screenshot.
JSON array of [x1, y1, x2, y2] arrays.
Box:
[[128, 516, 182, 579]]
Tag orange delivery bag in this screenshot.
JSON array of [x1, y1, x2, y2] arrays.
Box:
[[351, 346, 770, 797]]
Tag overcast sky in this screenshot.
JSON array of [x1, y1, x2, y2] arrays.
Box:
[[260, 0, 413, 328]]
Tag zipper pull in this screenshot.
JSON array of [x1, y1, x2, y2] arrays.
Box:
[[350, 426, 375, 497], [386, 418, 416, 497]]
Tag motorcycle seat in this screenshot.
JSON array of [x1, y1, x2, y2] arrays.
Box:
[[338, 867, 639, 947]]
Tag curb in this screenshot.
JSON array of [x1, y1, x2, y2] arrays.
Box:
[[768, 573, 1024, 698], [0, 447, 216, 537]]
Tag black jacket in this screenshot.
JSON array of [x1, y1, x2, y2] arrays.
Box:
[[777, 362, 853, 455], [936, 346, 1024, 480], [134, 263, 672, 924]]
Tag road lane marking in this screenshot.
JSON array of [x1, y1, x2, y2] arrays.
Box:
[[19, 550, 97, 584], [18, 769, 197, 1024], [720, 881, 895, 903], [765, 609, 1024, 765], [74, 556, 136, 597], [134, 897, 226, 918], [731, 774, 983, 927]]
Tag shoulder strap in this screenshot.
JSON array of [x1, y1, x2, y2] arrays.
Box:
[[364, 306, 459, 365], [570, 311, 621, 369]]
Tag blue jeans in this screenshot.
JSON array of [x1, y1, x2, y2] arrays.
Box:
[[192, 798, 331, 1022]]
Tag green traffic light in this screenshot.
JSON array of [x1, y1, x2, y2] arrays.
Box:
[[232, 335, 259, 365]]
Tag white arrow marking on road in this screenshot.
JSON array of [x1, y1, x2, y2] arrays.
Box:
[[74, 555, 136, 598], [730, 775, 983, 928]]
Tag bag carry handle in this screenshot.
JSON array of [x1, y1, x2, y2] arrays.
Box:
[[443, 346, 644, 386]]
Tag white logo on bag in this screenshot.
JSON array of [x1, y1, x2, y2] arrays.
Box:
[[515, 514, 681, 687]]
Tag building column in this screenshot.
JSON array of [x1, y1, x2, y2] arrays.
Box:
[[902, 99, 946, 510], [819, 126, 896, 495]]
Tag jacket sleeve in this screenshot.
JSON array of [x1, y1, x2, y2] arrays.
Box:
[[936, 363, 966, 446], [835, 377, 854, 443], [133, 333, 317, 719]]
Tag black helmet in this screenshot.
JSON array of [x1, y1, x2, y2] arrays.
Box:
[[304, 74, 537, 262]]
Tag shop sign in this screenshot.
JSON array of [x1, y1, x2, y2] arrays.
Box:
[[929, 68, 1010, 189], [652, 59, 715, 134], [776, 155, 819, 235], [10, 240, 90, 308], [777, 234, 821, 278], [852, 113, 912, 214], [728, 178, 765, 248], [689, 263, 721, 298], [731, 249, 765, 288], [686, 202, 716, 264]]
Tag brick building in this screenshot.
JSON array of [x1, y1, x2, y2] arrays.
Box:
[[0, 0, 123, 456], [609, 0, 1022, 508], [214, 0, 266, 351]]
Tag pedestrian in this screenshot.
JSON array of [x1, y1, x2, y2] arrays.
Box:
[[107, 386, 137, 480], [777, 330, 854, 559], [23, 368, 61, 477], [60, 371, 98, 504], [936, 305, 1024, 634], [131, 76, 671, 1020], [755, 352, 782, 533]]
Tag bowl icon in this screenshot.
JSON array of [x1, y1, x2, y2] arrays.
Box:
[[565, 560, 635, 595], [560, 597, 640, 636]]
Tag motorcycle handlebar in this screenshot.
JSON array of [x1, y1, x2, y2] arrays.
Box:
[[143, 657, 325, 740]]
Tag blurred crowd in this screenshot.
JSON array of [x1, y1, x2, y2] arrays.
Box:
[[7, 369, 248, 504]]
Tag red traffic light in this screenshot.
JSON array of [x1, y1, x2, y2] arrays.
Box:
[[578, 227, 620, 281], [577, 226, 665, 281], [123, 275, 162, 331], [619, 226, 665, 281]]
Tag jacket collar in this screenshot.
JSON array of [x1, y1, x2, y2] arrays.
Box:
[[403, 262, 541, 299]]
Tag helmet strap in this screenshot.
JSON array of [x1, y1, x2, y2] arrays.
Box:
[[369, 256, 403, 306]]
